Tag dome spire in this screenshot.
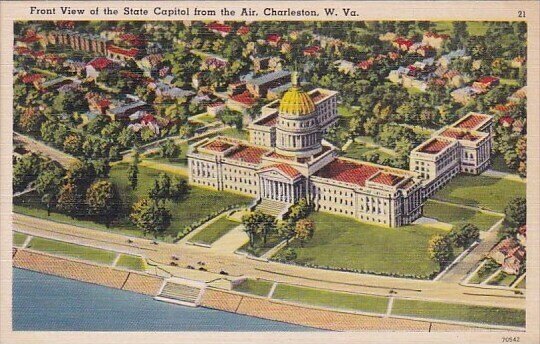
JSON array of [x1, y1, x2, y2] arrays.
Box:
[[291, 70, 299, 87]]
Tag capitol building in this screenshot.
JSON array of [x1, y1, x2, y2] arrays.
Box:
[[188, 75, 425, 227]]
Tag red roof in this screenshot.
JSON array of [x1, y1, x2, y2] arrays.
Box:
[[230, 91, 256, 106], [440, 128, 481, 142], [203, 139, 234, 152], [453, 113, 490, 130], [266, 34, 281, 43], [477, 76, 499, 85], [265, 164, 301, 178], [15, 46, 31, 55], [207, 22, 232, 34], [316, 159, 380, 187], [88, 57, 114, 70], [21, 74, 44, 84], [499, 116, 514, 126], [394, 37, 414, 48], [120, 33, 145, 47], [266, 151, 295, 161], [256, 114, 278, 127], [97, 99, 111, 108], [107, 45, 139, 58], [370, 172, 404, 186], [418, 138, 452, 154], [237, 26, 250, 35], [227, 145, 269, 164], [303, 46, 321, 56], [18, 35, 41, 44]]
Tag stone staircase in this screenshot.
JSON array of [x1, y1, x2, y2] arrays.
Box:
[[255, 199, 289, 217], [155, 281, 204, 307]]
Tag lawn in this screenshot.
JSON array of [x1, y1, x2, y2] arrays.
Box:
[[13, 232, 27, 247], [491, 154, 517, 174], [239, 230, 284, 257], [487, 271, 517, 287], [468, 260, 500, 284], [272, 284, 389, 314], [233, 279, 274, 297], [14, 164, 251, 241], [392, 299, 525, 327], [516, 277, 526, 289], [115, 254, 147, 271], [144, 142, 189, 167], [191, 113, 217, 124], [423, 200, 502, 231], [433, 174, 526, 213], [190, 216, 240, 245], [273, 212, 448, 277], [220, 128, 249, 140], [343, 142, 377, 160], [109, 164, 252, 238], [433, 21, 489, 36], [337, 105, 357, 118], [27, 236, 117, 265]]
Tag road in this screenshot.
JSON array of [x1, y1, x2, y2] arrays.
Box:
[[14, 132, 78, 167], [13, 213, 525, 310]]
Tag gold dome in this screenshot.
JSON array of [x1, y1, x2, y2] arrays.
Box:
[[279, 86, 315, 116]]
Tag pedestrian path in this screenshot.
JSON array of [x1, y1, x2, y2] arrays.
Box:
[[210, 225, 249, 254]]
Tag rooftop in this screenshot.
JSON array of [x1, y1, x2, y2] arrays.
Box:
[[247, 70, 291, 86], [440, 128, 482, 142], [417, 138, 453, 154], [315, 158, 381, 187], [265, 164, 301, 178], [226, 144, 269, 164], [254, 113, 278, 127], [452, 112, 491, 130], [202, 140, 234, 152], [369, 172, 405, 186]]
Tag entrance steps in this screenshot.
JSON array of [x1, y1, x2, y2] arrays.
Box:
[[255, 199, 289, 217], [154, 279, 206, 307]]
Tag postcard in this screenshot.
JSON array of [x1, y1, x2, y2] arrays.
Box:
[[0, 1, 538, 343]]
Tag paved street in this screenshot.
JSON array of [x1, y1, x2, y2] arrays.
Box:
[[13, 213, 525, 310]]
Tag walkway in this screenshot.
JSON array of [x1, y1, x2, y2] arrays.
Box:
[[438, 218, 504, 283], [207, 225, 249, 254], [12, 213, 524, 310]]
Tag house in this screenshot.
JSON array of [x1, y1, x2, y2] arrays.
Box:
[[512, 119, 525, 134], [303, 46, 321, 57], [472, 76, 500, 93], [137, 54, 163, 77], [422, 32, 449, 50], [237, 26, 250, 36], [451, 87, 478, 104], [63, 59, 86, 76], [149, 82, 195, 100], [499, 116, 514, 128], [266, 34, 281, 46], [379, 32, 397, 42], [106, 45, 140, 62], [393, 37, 414, 51], [357, 60, 374, 70], [207, 102, 226, 116], [489, 237, 526, 275], [228, 81, 247, 96], [85, 57, 117, 80], [21, 73, 44, 89], [334, 60, 356, 75], [508, 86, 527, 103], [246, 70, 291, 98], [86, 93, 111, 114], [106, 98, 150, 121], [206, 22, 232, 37]]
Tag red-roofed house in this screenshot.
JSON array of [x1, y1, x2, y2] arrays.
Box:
[[207, 22, 232, 37], [107, 45, 140, 62], [86, 57, 118, 79], [472, 76, 500, 92], [303, 46, 321, 57], [489, 238, 526, 275], [266, 34, 281, 46], [393, 37, 414, 51], [236, 26, 250, 36]]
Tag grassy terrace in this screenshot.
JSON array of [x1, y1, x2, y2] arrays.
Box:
[[189, 217, 240, 245], [233, 279, 274, 297], [433, 174, 526, 213], [423, 200, 502, 231], [487, 271, 517, 287], [116, 254, 147, 272], [13, 232, 28, 247], [239, 231, 283, 257], [219, 128, 249, 141], [468, 260, 500, 284], [14, 165, 251, 241], [392, 299, 525, 327], [274, 212, 447, 277], [26, 236, 117, 265], [517, 277, 526, 289], [144, 142, 189, 167], [272, 284, 389, 314]]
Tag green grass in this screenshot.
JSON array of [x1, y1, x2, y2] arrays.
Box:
[[190, 217, 240, 245], [392, 299, 525, 327], [433, 21, 489, 36], [233, 279, 274, 297], [516, 277, 526, 289], [272, 284, 389, 314], [423, 200, 502, 231], [27, 236, 117, 264], [191, 113, 217, 124], [144, 142, 190, 167], [109, 164, 251, 238], [14, 164, 251, 241], [487, 271, 517, 287], [468, 260, 500, 284], [115, 254, 147, 271], [239, 230, 283, 257], [343, 142, 377, 159], [337, 105, 357, 118], [433, 174, 526, 213], [220, 128, 249, 140], [500, 78, 520, 86], [491, 154, 517, 174], [274, 212, 448, 277], [13, 232, 28, 247]]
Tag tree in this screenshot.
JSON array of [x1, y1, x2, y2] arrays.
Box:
[[428, 235, 454, 270], [130, 198, 172, 237], [13, 153, 43, 192], [65, 160, 96, 189], [242, 211, 276, 247], [449, 224, 480, 249], [282, 247, 297, 260], [63, 133, 83, 155], [56, 182, 85, 218], [128, 151, 140, 190], [86, 181, 120, 227], [159, 139, 181, 160], [35, 163, 64, 216], [288, 198, 312, 222], [18, 107, 44, 134], [277, 220, 296, 244], [505, 197, 526, 228], [516, 136, 526, 178], [117, 127, 138, 150], [149, 173, 171, 203], [294, 219, 315, 246], [170, 178, 189, 202]]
